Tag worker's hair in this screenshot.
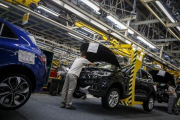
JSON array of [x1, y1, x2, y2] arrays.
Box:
[[81, 51, 87, 57], [167, 81, 172, 86]]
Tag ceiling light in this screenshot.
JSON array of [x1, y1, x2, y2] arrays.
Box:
[[155, 1, 176, 23], [128, 29, 134, 34], [81, 0, 100, 12], [137, 36, 156, 49], [37, 6, 60, 17], [77, 30, 88, 36], [107, 15, 127, 29], [107, 15, 134, 35], [81, 27, 96, 34], [176, 26, 180, 31], [68, 33, 83, 40], [125, 40, 131, 44], [0, 3, 9, 8]]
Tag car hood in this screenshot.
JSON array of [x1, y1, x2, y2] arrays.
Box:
[[80, 43, 120, 68], [149, 70, 175, 86]]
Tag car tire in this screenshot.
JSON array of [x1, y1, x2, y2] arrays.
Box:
[[101, 88, 120, 110], [73, 91, 85, 98], [0, 73, 32, 110], [29, 3, 37, 10], [143, 95, 154, 112]]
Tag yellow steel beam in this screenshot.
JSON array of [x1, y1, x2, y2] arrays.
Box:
[[134, 101, 143, 105]]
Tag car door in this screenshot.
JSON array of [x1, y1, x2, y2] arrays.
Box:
[[0, 22, 18, 63], [135, 69, 153, 101], [135, 69, 147, 101]]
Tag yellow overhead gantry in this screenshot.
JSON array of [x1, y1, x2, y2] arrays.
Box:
[[5, 0, 40, 8], [75, 21, 145, 106]]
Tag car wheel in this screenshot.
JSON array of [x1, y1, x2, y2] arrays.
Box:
[[102, 88, 120, 110], [73, 91, 85, 98], [0, 73, 32, 110], [29, 3, 37, 10], [143, 95, 154, 112]]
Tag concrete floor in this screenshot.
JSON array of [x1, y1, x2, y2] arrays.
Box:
[[0, 93, 179, 120]]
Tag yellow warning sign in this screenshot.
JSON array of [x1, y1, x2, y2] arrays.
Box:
[[22, 13, 30, 25]]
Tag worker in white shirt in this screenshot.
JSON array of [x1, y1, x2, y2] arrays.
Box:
[[60, 51, 96, 110], [166, 82, 179, 115]]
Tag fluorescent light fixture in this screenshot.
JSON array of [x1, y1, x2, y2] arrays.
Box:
[[81, 27, 96, 34], [77, 30, 88, 36], [95, 11, 101, 15], [0, 3, 9, 8], [52, 0, 64, 6], [52, 0, 107, 31], [137, 36, 156, 49], [107, 15, 127, 29], [176, 26, 180, 31], [125, 40, 131, 44], [128, 29, 134, 34], [90, 20, 109, 31], [107, 15, 134, 35], [37, 6, 60, 17], [155, 1, 175, 23], [81, 0, 100, 12], [68, 33, 83, 40]]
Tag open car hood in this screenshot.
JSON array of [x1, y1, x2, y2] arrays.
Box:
[[149, 70, 175, 86], [80, 43, 120, 68]]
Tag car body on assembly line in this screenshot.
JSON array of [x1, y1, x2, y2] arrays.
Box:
[[0, 18, 47, 110], [74, 43, 156, 112]]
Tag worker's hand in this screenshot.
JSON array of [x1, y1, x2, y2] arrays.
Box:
[[95, 63, 99, 66]]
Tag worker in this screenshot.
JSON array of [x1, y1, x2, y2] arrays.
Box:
[[166, 82, 179, 115], [153, 82, 158, 92], [60, 51, 96, 110]]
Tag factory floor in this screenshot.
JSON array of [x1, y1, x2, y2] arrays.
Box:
[[0, 93, 179, 120]]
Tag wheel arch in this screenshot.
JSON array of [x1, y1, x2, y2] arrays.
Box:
[[0, 65, 37, 92], [106, 82, 124, 99]]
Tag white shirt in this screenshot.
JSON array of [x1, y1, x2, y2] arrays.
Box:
[[68, 57, 90, 77], [168, 86, 177, 97]]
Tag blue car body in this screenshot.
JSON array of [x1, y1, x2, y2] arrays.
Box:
[[0, 18, 46, 92]]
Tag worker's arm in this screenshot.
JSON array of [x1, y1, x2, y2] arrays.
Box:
[[167, 90, 174, 94], [89, 62, 96, 66]]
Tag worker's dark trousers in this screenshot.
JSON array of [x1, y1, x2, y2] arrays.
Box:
[[168, 97, 179, 113], [61, 73, 78, 107]]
